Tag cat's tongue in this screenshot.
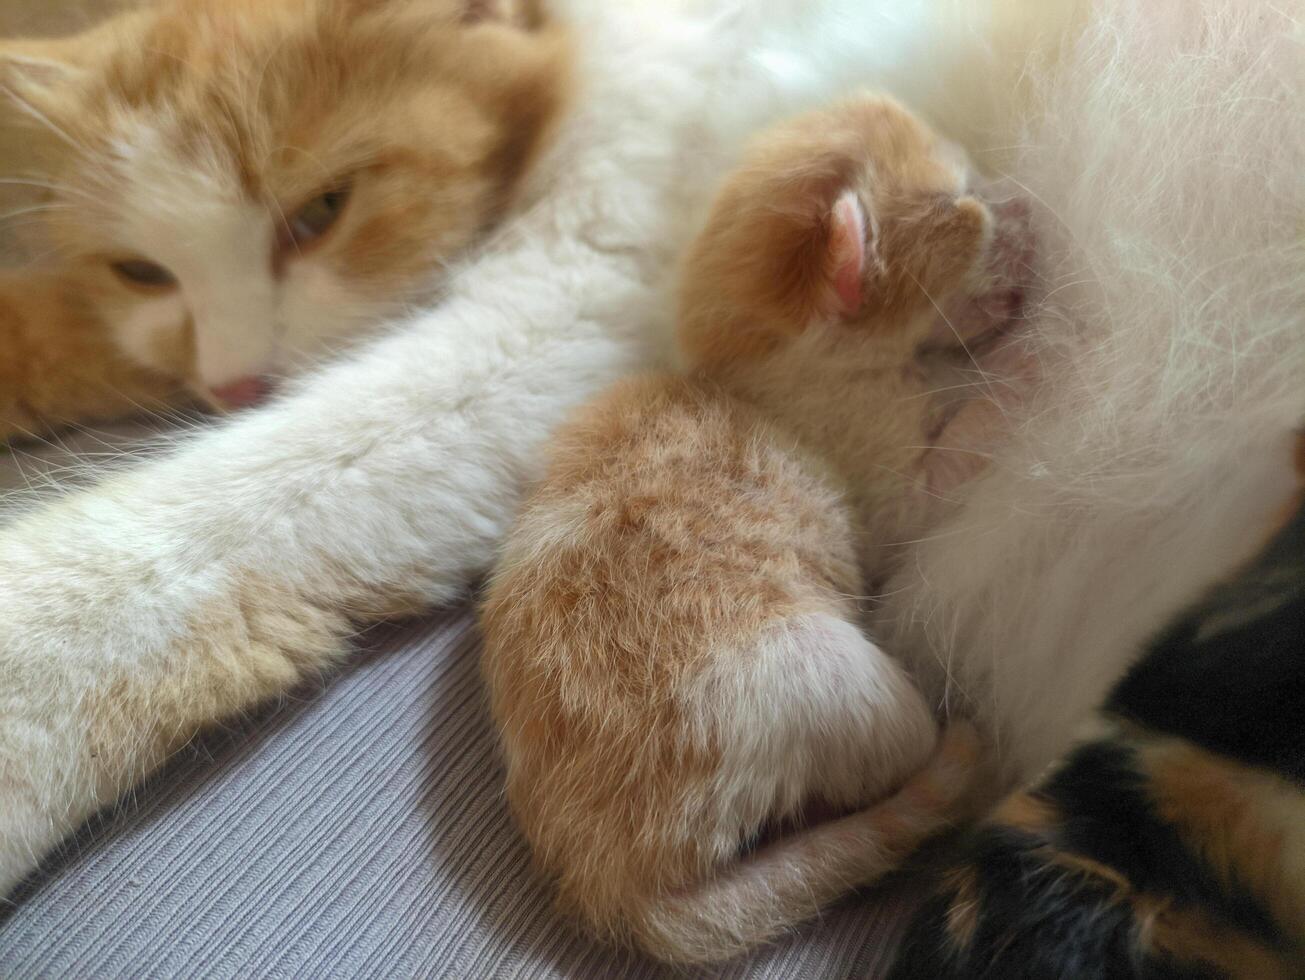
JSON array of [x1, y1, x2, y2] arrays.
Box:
[[210, 376, 271, 410]]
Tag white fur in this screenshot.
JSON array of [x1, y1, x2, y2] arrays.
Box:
[[690, 612, 936, 862], [110, 127, 281, 384], [879, 0, 1305, 781], [100, 121, 390, 389]]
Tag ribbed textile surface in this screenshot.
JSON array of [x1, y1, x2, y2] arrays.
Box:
[[0, 601, 917, 978]]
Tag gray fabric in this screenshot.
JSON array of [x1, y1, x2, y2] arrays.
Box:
[[0, 606, 917, 978]]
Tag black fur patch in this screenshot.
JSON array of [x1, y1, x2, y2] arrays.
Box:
[[1108, 504, 1305, 784]]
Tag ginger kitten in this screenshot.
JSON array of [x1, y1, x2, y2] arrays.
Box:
[[0, 0, 566, 433], [480, 96, 1034, 964]]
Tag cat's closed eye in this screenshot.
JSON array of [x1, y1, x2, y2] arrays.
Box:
[[283, 182, 353, 252], [110, 258, 178, 291]]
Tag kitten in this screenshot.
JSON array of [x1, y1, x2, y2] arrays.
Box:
[[479, 95, 1031, 965], [0, 0, 566, 424], [890, 435, 1305, 980]]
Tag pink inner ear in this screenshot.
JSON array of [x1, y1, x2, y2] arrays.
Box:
[[828, 191, 868, 315]]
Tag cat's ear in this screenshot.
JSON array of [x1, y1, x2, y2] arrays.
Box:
[[0, 41, 83, 131], [0, 42, 87, 190], [824, 190, 878, 317]]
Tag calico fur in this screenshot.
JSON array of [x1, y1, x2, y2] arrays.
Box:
[[889, 439, 1305, 979], [480, 95, 1028, 963]]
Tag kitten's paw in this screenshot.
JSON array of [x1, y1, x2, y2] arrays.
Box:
[[902, 721, 985, 817]]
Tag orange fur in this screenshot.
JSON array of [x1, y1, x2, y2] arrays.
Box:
[[0, 0, 569, 435], [988, 790, 1060, 835], [941, 864, 982, 951], [679, 97, 988, 369], [1140, 902, 1289, 980], [0, 268, 183, 440], [1139, 737, 1305, 947], [481, 96, 1027, 963]]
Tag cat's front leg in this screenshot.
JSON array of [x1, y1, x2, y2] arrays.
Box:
[[0, 539, 356, 898], [0, 259, 651, 897]]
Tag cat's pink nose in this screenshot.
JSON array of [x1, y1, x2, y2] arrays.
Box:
[[210, 376, 271, 410]]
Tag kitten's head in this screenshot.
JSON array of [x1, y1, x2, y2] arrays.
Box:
[[679, 95, 994, 366], [0, 0, 567, 406]]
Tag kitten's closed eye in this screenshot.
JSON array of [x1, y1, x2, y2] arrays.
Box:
[[110, 258, 178, 291]]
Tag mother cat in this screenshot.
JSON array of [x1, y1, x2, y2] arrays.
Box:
[[1, 0, 1303, 915]]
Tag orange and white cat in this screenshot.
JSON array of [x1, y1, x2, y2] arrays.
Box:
[[0, 0, 566, 436], [480, 96, 1031, 964]]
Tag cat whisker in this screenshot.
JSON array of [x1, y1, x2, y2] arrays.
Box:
[[0, 86, 86, 155], [0, 204, 75, 225], [986, 168, 1073, 241], [0, 175, 106, 206]]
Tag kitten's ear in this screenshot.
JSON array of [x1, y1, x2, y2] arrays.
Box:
[[825, 191, 877, 317]]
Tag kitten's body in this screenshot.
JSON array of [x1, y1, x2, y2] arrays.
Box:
[[890, 443, 1305, 979], [480, 97, 1027, 964]]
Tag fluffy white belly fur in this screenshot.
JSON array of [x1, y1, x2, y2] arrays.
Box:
[[0, 0, 1301, 897], [881, 0, 1305, 779]]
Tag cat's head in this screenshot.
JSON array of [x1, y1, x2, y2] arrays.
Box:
[[678, 95, 1002, 366], [0, 0, 567, 406]]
